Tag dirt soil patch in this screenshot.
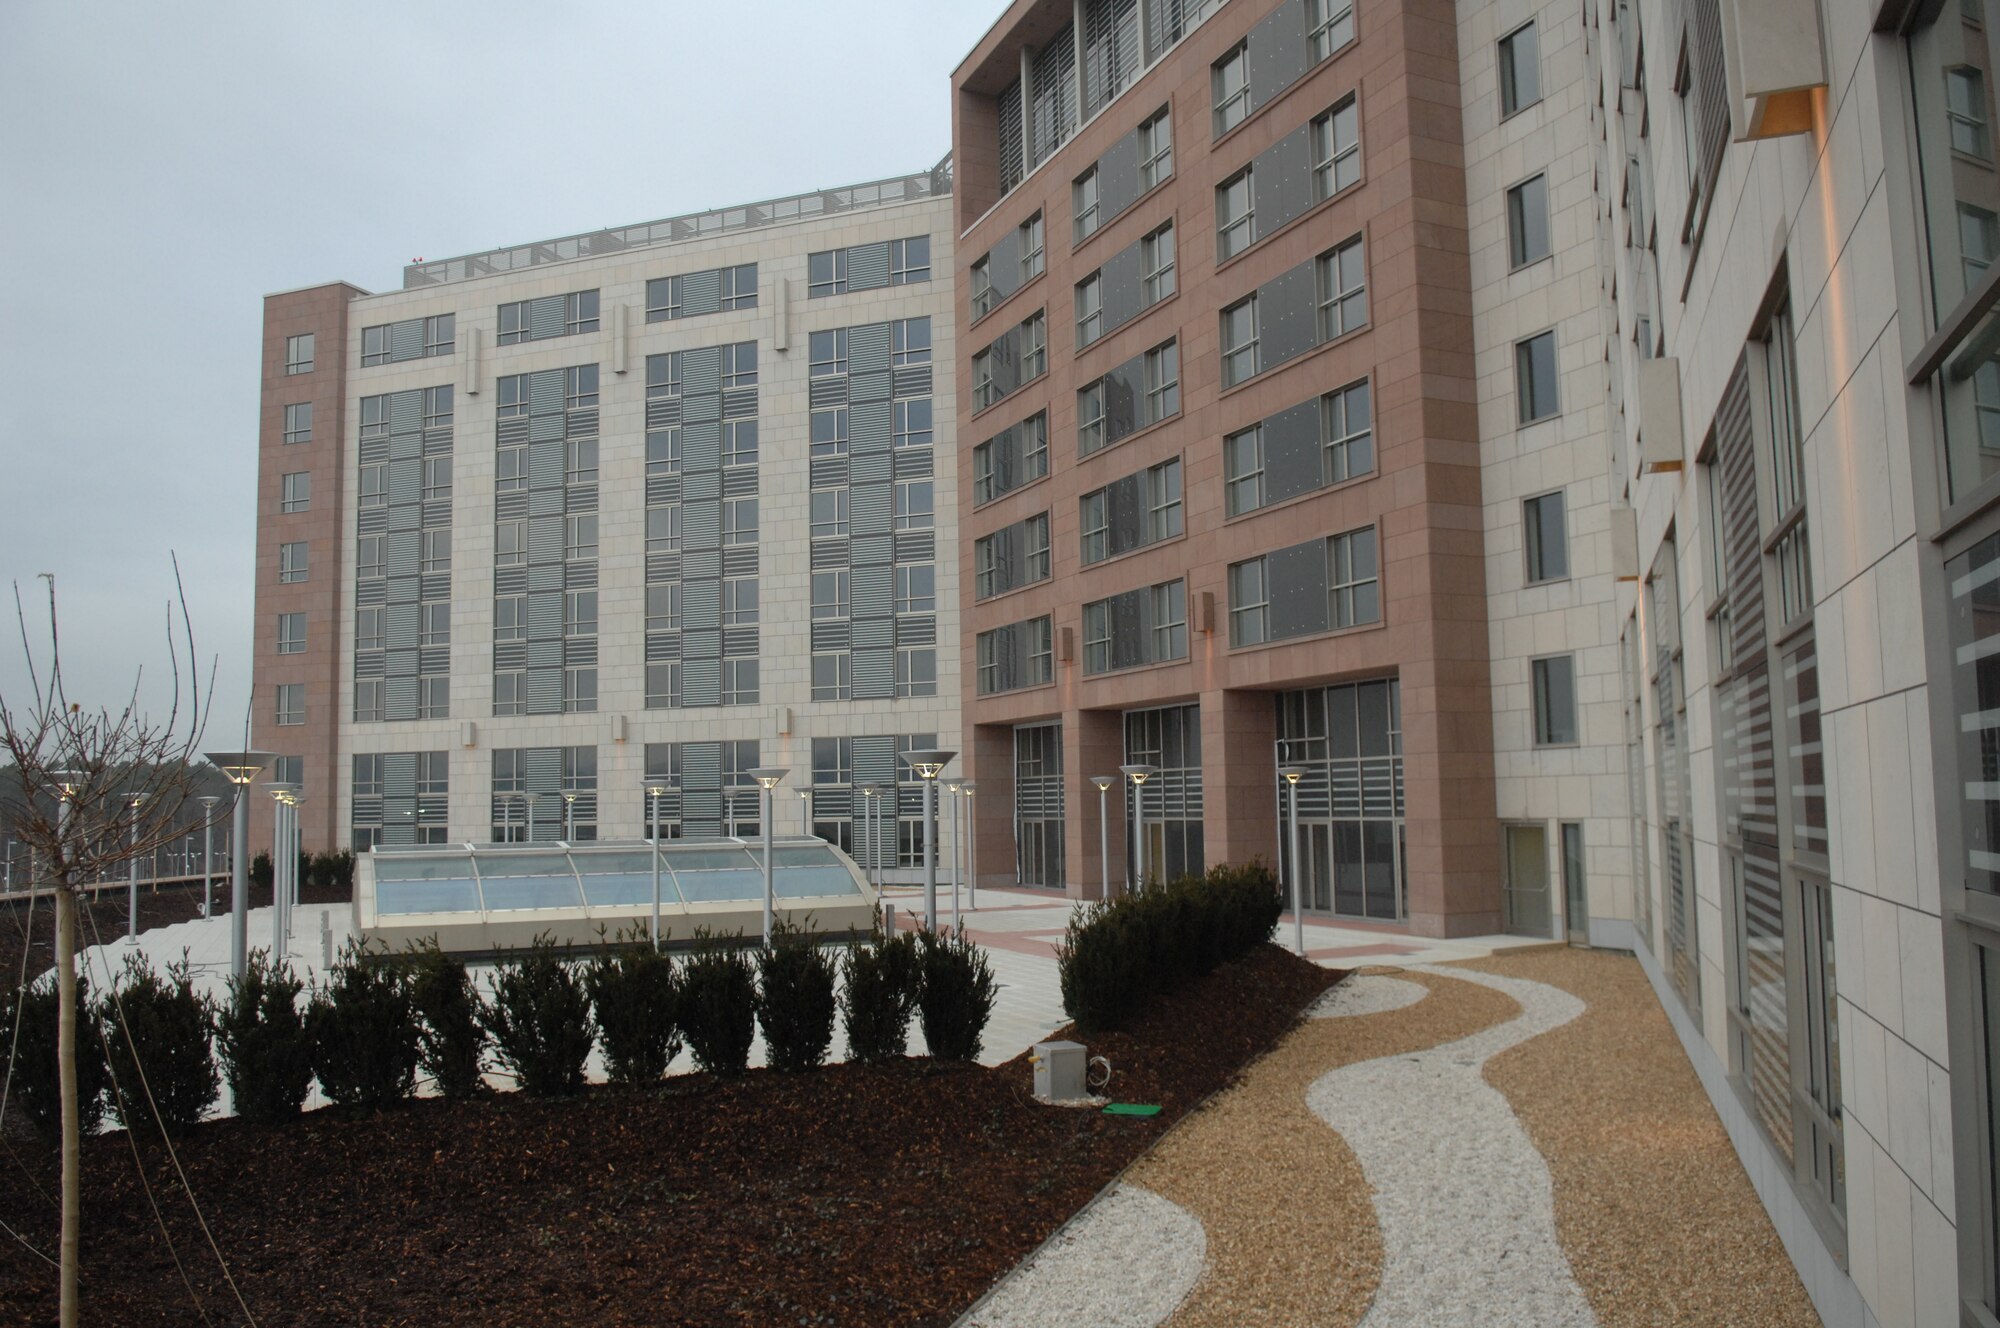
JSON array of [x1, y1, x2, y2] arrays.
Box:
[[0, 944, 1336, 1327]]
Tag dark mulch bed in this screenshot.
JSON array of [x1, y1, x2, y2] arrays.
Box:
[[0, 944, 1336, 1328]]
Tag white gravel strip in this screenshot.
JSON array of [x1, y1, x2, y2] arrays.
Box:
[[1307, 965, 1597, 1328], [958, 1182, 1206, 1328], [1309, 974, 1428, 1019]]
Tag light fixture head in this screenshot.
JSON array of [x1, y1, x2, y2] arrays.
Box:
[[265, 781, 301, 802], [1120, 763, 1160, 786], [944, 780, 961, 794], [1277, 764, 1309, 785], [1090, 774, 1116, 791], [205, 751, 275, 786], [960, 781, 976, 796], [125, 791, 145, 808], [645, 782, 670, 797], [901, 748, 956, 781], [49, 769, 84, 799], [197, 795, 221, 809], [860, 783, 878, 797], [748, 766, 790, 790]]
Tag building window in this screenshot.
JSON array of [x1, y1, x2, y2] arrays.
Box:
[[1224, 425, 1266, 515], [425, 314, 455, 356], [721, 341, 759, 388], [645, 663, 680, 711], [891, 236, 930, 285], [1508, 173, 1551, 268], [1676, 50, 1702, 210], [1499, 21, 1541, 117], [284, 333, 313, 375], [894, 480, 934, 531], [566, 290, 600, 335], [420, 529, 450, 575], [1145, 340, 1180, 420], [1221, 296, 1259, 386], [1148, 457, 1184, 540], [283, 402, 312, 446], [896, 648, 937, 698], [281, 471, 310, 514], [1312, 97, 1361, 199], [1308, 0, 1355, 60], [1021, 212, 1046, 281], [973, 412, 1049, 504], [564, 515, 598, 562], [1142, 223, 1177, 304], [1524, 490, 1569, 583], [813, 571, 850, 620], [1316, 236, 1367, 340], [421, 602, 450, 647], [1084, 579, 1188, 674], [809, 249, 847, 297], [1078, 381, 1107, 455], [1077, 272, 1104, 345], [723, 498, 758, 546], [1764, 302, 1812, 626], [1074, 167, 1101, 242], [277, 613, 305, 655], [811, 408, 849, 458], [811, 489, 849, 538], [1213, 42, 1250, 135], [1139, 108, 1173, 189], [895, 564, 936, 615], [970, 257, 995, 320], [279, 542, 307, 584], [418, 676, 449, 720], [894, 399, 933, 449], [644, 584, 679, 634], [565, 590, 599, 637], [719, 265, 757, 310], [1962, 203, 2000, 292], [1229, 559, 1268, 645], [1531, 655, 1577, 745], [812, 653, 851, 701], [275, 683, 304, 727], [564, 668, 598, 714], [1516, 330, 1560, 423], [1325, 378, 1373, 483], [1022, 310, 1048, 379], [1217, 169, 1255, 259], [424, 456, 454, 503], [1077, 459, 1182, 563], [722, 659, 759, 706], [1951, 65, 1992, 158], [354, 680, 383, 723], [1328, 527, 1379, 627], [566, 364, 599, 409], [975, 514, 1051, 598], [356, 536, 383, 580]]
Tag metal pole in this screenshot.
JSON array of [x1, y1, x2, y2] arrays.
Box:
[[125, 801, 139, 944], [650, 790, 662, 951], [201, 813, 213, 919], [947, 785, 960, 931], [231, 791, 249, 979], [1099, 783, 1110, 900], [527, 795, 536, 843], [271, 799, 285, 957], [967, 789, 977, 911], [760, 786, 774, 947], [923, 777, 937, 930], [1289, 780, 1304, 956], [1135, 786, 1146, 894]]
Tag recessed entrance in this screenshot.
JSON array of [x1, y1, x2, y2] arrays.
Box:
[[1504, 823, 1552, 938]]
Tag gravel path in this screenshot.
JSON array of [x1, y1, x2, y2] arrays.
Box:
[[1464, 949, 1820, 1327], [1134, 970, 1522, 1325], [1308, 965, 1596, 1326], [958, 1182, 1206, 1328], [1310, 973, 1427, 1019]]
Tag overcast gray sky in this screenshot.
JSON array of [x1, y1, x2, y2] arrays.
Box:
[[0, 0, 994, 744]]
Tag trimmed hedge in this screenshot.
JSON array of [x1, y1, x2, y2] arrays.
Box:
[[584, 931, 680, 1087], [480, 935, 595, 1097], [2, 971, 109, 1140], [99, 952, 218, 1134], [840, 927, 919, 1063], [915, 927, 997, 1063], [756, 920, 838, 1073], [406, 939, 487, 1098], [678, 931, 757, 1077], [309, 940, 420, 1110], [216, 948, 314, 1122], [1056, 861, 1283, 1032]]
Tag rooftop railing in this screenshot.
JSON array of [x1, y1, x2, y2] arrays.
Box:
[[402, 154, 953, 290]]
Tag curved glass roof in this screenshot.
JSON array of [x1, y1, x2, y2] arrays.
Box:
[[363, 838, 869, 919]]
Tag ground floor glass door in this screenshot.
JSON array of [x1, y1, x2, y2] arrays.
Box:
[[1504, 824, 1552, 938], [1275, 679, 1405, 922]]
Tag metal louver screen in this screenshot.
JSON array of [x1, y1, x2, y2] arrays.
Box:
[[527, 296, 565, 340], [1082, 0, 1140, 117], [1031, 24, 1078, 166], [389, 391, 423, 433], [847, 244, 890, 291], [389, 319, 424, 362], [999, 79, 1025, 192]]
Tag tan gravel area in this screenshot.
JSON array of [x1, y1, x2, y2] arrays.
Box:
[[1462, 948, 1821, 1328], [1129, 969, 1521, 1327]]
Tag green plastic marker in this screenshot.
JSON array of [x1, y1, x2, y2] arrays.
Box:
[[1103, 1103, 1161, 1117]]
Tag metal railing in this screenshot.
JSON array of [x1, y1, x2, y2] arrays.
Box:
[[403, 154, 953, 290]]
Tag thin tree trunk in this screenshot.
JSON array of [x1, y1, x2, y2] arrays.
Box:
[[56, 885, 79, 1328]]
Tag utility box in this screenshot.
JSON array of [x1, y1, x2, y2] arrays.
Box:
[[1033, 1040, 1087, 1102]]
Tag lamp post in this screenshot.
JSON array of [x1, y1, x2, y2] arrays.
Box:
[[1278, 765, 1308, 956], [266, 783, 299, 958], [859, 784, 878, 888], [206, 753, 273, 981], [286, 793, 306, 949], [647, 781, 669, 951], [748, 769, 789, 946], [197, 796, 219, 919], [961, 782, 977, 911], [900, 750, 955, 931], [798, 787, 812, 836], [1120, 764, 1159, 893], [1091, 775, 1116, 899], [562, 792, 577, 843], [124, 793, 144, 945], [945, 781, 962, 930]]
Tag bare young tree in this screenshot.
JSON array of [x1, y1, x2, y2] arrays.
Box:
[[0, 568, 218, 1328]]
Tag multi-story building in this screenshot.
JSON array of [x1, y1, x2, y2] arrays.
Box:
[[250, 163, 963, 876], [945, 0, 1990, 1322], [951, 0, 1509, 936]]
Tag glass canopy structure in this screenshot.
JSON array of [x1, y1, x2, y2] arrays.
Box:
[[355, 838, 876, 953]]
